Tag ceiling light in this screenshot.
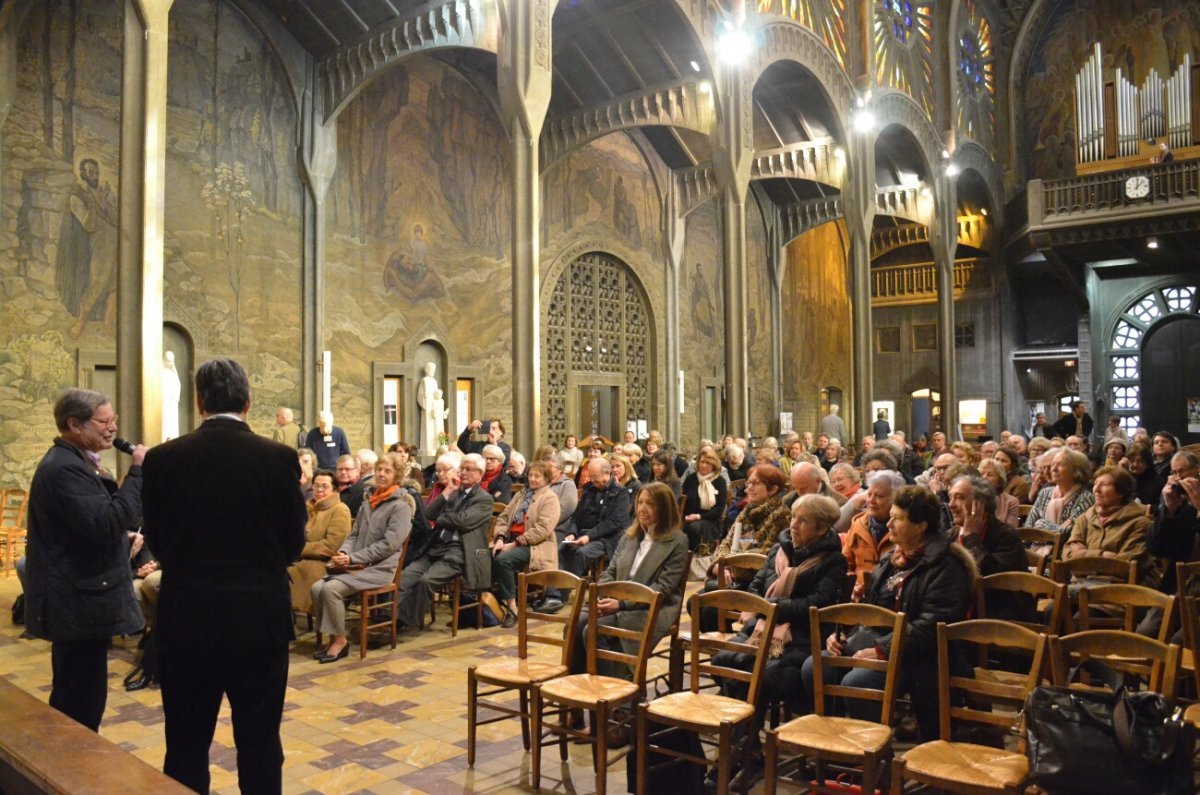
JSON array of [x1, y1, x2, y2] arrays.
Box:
[[698, 80, 712, 94], [689, 60, 701, 73], [946, 163, 960, 177], [853, 109, 875, 133], [941, 149, 951, 159], [980, 207, 988, 216], [715, 25, 753, 65], [1146, 236, 1158, 249]]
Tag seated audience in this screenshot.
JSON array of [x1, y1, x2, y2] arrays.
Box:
[[979, 440, 998, 460], [425, 451, 463, 506], [819, 439, 842, 472], [778, 439, 806, 476], [288, 470, 352, 614], [1125, 442, 1166, 507], [947, 473, 1030, 620], [724, 444, 749, 482], [1025, 448, 1094, 533], [298, 448, 316, 501], [949, 441, 979, 468], [978, 458, 1021, 526], [1148, 451, 1200, 596], [828, 462, 861, 501], [490, 460, 560, 627], [680, 448, 728, 551], [560, 434, 584, 479], [506, 451, 528, 486], [843, 471, 904, 592], [851, 436, 875, 467], [397, 453, 493, 630], [479, 444, 514, 503], [1063, 466, 1154, 587], [993, 445, 1029, 504], [458, 419, 512, 465], [649, 449, 682, 499], [545, 453, 578, 532], [1152, 431, 1180, 480], [622, 443, 647, 484], [1101, 438, 1126, 469], [568, 483, 688, 678], [310, 454, 413, 662], [805, 486, 976, 743], [335, 455, 366, 519], [575, 439, 607, 486], [608, 451, 642, 515]]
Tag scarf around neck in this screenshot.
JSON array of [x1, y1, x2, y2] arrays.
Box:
[[369, 484, 398, 510]]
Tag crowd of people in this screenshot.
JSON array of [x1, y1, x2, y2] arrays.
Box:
[[17, 381, 1200, 792]]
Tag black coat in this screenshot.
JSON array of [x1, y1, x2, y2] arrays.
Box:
[[748, 530, 849, 654], [143, 417, 306, 651], [681, 473, 727, 524], [566, 479, 631, 556], [25, 439, 145, 642]]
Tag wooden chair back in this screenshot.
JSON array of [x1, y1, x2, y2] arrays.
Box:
[[0, 489, 28, 529], [1017, 525, 1062, 560], [518, 570, 587, 666], [687, 590, 777, 706], [1179, 595, 1200, 695], [1076, 583, 1176, 639], [936, 620, 1047, 742], [1050, 630, 1181, 697], [1053, 555, 1137, 586], [1025, 548, 1050, 577], [808, 603, 907, 725], [586, 581, 662, 685], [976, 571, 1066, 635], [1176, 561, 1200, 599], [1018, 503, 1033, 521], [713, 552, 768, 629]]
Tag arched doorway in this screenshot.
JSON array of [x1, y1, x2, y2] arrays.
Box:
[[1141, 315, 1200, 444], [544, 253, 653, 443]]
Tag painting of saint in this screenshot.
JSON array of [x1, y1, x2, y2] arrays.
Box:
[[691, 261, 719, 338], [55, 158, 119, 338], [383, 223, 445, 302]]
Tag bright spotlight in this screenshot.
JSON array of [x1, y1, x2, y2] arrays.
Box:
[[698, 80, 713, 94], [715, 26, 753, 65], [1146, 237, 1158, 249], [834, 146, 845, 158], [946, 164, 960, 177], [689, 60, 701, 73], [853, 109, 875, 133]]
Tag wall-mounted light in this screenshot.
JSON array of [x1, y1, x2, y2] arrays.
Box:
[[1065, 360, 1076, 367], [946, 163, 960, 177], [715, 24, 753, 65], [698, 80, 713, 94], [1147, 237, 1159, 249], [980, 207, 988, 216], [853, 109, 876, 133], [834, 146, 845, 158]]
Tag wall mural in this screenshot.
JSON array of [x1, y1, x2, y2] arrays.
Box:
[[782, 220, 853, 436], [1023, 0, 1200, 180], [0, 2, 119, 487], [680, 200, 725, 446], [325, 55, 513, 448], [746, 199, 773, 437], [164, 0, 304, 430]]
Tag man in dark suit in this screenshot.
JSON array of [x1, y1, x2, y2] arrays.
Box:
[[1052, 401, 1094, 445], [142, 358, 306, 794]]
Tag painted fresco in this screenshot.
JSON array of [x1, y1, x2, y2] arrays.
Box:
[[746, 199, 773, 437], [679, 200, 725, 446], [163, 0, 304, 430], [1023, 0, 1200, 180], [325, 56, 512, 448], [781, 220, 853, 436], [0, 2, 124, 487]]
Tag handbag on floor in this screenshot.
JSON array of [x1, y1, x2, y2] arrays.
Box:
[[1024, 685, 1194, 795]]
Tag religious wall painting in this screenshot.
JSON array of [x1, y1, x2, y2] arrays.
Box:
[[1023, 0, 1200, 180], [541, 133, 661, 255], [746, 199, 774, 434], [678, 198, 726, 445]]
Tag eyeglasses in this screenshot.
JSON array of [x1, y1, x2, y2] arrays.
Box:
[[459, 465, 481, 473], [89, 415, 118, 429], [745, 479, 763, 487], [336, 466, 358, 472]]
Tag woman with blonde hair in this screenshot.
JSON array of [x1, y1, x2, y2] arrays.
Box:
[[681, 447, 727, 551], [608, 451, 642, 516], [950, 441, 979, 468]]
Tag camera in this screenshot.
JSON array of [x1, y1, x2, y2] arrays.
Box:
[[1171, 482, 1186, 498]]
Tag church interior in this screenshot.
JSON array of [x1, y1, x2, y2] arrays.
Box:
[[2, 0, 1200, 792]]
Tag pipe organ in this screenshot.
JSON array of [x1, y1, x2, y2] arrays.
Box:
[[1074, 44, 1195, 165]]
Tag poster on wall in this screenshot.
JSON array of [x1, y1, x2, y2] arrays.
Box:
[[1188, 398, 1200, 433], [779, 412, 794, 433]]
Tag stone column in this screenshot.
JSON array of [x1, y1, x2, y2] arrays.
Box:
[[713, 60, 753, 437], [930, 169, 959, 438], [845, 131, 876, 441], [299, 92, 337, 426], [498, 0, 552, 455], [766, 205, 785, 426], [116, 0, 174, 457]]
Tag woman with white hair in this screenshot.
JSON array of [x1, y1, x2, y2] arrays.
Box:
[[1025, 448, 1094, 532], [479, 443, 513, 502]]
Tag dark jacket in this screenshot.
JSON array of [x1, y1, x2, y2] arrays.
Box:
[[456, 423, 513, 466], [955, 516, 1032, 621], [681, 472, 727, 524], [633, 458, 652, 484], [748, 530, 848, 654], [143, 418, 306, 650], [1052, 411, 1094, 441], [424, 485, 494, 591], [339, 479, 367, 519], [25, 439, 145, 642], [480, 470, 513, 504], [305, 425, 350, 470], [566, 478, 631, 556], [1149, 502, 1198, 594]]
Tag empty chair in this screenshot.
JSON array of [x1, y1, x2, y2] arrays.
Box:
[[1049, 630, 1181, 697]]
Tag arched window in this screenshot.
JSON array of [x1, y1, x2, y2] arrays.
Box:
[[1107, 284, 1199, 434]]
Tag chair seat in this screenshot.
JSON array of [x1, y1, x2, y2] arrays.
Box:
[[1185, 703, 1200, 727], [475, 659, 568, 686], [645, 691, 755, 728], [776, 714, 893, 756], [901, 740, 1028, 789], [539, 673, 639, 705]]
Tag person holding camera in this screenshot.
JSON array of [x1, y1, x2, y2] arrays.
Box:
[[1150, 451, 1200, 595], [457, 418, 512, 466]]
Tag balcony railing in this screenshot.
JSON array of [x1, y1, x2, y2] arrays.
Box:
[[1028, 158, 1200, 228], [871, 259, 986, 307]]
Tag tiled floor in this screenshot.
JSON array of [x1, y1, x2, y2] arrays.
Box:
[[0, 576, 801, 794]]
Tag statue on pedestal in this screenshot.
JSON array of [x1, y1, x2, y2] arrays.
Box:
[[417, 362, 447, 454], [162, 351, 181, 440]]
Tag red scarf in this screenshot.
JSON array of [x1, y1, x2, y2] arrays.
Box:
[[369, 484, 398, 510]]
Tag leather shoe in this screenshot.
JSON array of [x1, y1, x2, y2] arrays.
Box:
[[539, 598, 565, 614], [316, 645, 350, 664], [501, 610, 518, 629], [124, 670, 154, 691]]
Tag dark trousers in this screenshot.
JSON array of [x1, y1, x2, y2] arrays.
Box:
[[50, 638, 110, 731], [159, 643, 289, 794]]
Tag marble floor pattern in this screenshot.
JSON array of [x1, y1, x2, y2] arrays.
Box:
[[0, 576, 812, 794]]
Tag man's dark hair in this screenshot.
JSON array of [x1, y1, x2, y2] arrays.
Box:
[[195, 358, 251, 415], [79, 158, 98, 174], [53, 388, 109, 432]]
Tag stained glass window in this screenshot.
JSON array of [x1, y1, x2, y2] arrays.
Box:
[[954, 0, 995, 148], [874, 0, 933, 115], [1128, 295, 1161, 324], [1112, 321, 1141, 349], [755, 0, 848, 68]]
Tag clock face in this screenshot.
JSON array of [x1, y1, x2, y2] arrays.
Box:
[[1125, 176, 1150, 198]]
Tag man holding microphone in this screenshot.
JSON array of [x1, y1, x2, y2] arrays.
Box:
[[24, 388, 147, 731]]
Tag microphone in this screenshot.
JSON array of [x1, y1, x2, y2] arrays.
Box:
[[113, 437, 138, 455]]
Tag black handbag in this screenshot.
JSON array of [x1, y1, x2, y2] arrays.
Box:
[[1024, 685, 1194, 795]]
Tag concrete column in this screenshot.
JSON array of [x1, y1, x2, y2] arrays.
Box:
[[116, 0, 173, 458], [713, 60, 753, 437], [664, 188, 686, 444], [298, 83, 337, 426], [931, 169, 959, 438], [845, 131, 876, 441], [767, 209, 785, 428], [498, 0, 552, 454]]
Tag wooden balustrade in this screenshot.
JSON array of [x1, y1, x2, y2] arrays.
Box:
[[870, 259, 984, 306]]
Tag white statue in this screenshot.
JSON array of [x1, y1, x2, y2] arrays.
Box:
[[162, 351, 181, 440], [417, 362, 445, 454]]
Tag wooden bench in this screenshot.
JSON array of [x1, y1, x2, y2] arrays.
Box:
[[0, 678, 191, 795]]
